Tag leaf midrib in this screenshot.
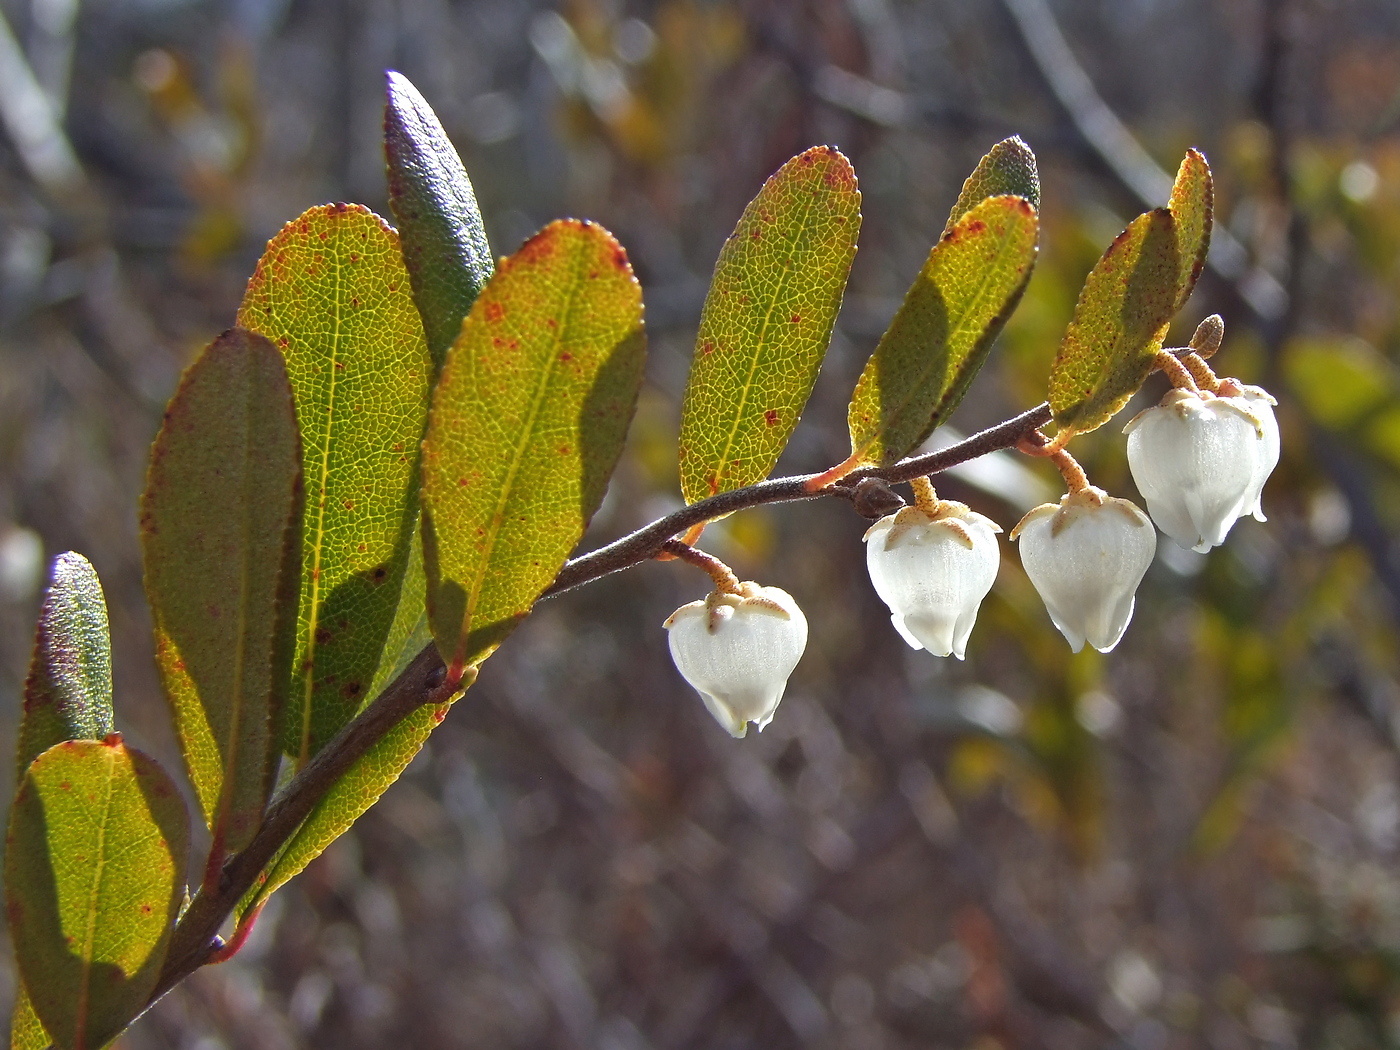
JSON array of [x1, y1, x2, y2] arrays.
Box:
[[297, 217, 345, 767], [73, 748, 116, 1050]]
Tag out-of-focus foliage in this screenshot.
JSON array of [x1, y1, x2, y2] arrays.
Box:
[[5, 0, 1400, 1047]]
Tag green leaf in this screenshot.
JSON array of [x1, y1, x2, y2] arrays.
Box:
[[421, 219, 645, 674], [943, 136, 1040, 235], [363, 529, 430, 707], [140, 328, 302, 858], [17, 553, 115, 786], [1048, 208, 1181, 434], [237, 204, 433, 765], [848, 195, 1039, 465], [1168, 148, 1212, 311], [678, 146, 861, 503], [238, 689, 458, 922], [6, 737, 190, 1050], [10, 989, 49, 1050], [384, 71, 495, 369]]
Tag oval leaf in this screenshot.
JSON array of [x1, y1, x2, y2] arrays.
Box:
[[848, 195, 1039, 465], [237, 204, 433, 765], [238, 690, 457, 922], [385, 71, 495, 368], [140, 329, 302, 859], [6, 737, 190, 1050], [943, 136, 1040, 235], [678, 146, 861, 503], [1168, 148, 1212, 311], [421, 219, 645, 675], [17, 552, 114, 785], [1048, 208, 1181, 434]]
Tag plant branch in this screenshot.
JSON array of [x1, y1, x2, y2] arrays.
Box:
[[139, 400, 1052, 1014], [149, 645, 457, 1004]]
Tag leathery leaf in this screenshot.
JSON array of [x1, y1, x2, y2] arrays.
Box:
[[238, 204, 432, 765], [140, 328, 302, 858], [678, 146, 860, 503], [6, 737, 189, 1050], [421, 219, 645, 677], [849, 195, 1039, 465]]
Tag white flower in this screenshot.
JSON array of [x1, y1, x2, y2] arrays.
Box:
[[1124, 387, 1271, 552], [1230, 383, 1280, 522], [664, 583, 807, 738], [1012, 489, 1156, 653], [864, 502, 1001, 660]]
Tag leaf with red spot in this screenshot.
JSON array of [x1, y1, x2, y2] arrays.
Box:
[[6, 737, 190, 1050], [847, 195, 1039, 466], [677, 146, 861, 503], [421, 220, 645, 675], [238, 204, 433, 765]]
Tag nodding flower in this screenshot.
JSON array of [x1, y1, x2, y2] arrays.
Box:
[[664, 583, 807, 738]]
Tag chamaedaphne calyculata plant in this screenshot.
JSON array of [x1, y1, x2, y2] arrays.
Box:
[[4, 71, 1277, 1048]]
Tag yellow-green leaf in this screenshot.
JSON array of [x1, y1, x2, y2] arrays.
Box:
[[1168, 148, 1212, 311], [678, 146, 861, 503], [16, 552, 114, 786], [10, 989, 48, 1050], [238, 688, 458, 922], [848, 195, 1039, 465], [237, 204, 433, 765], [6, 737, 189, 1050], [421, 219, 645, 675], [140, 328, 302, 858], [943, 136, 1040, 235], [1048, 208, 1181, 434], [384, 71, 495, 369]]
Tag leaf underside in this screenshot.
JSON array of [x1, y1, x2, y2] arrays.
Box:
[[6, 738, 189, 1050], [384, 70, 495, 369], [421, 218, 646, 674], [237, 203, 433, 766], [678, 146, 862, 503], [849, 194, 1039, 465], [141, 328, 302, 857], [1048, 208, 1181, 434], [17, 551, 115, 786]]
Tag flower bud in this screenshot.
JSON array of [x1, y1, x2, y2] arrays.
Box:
[[1124, 388, 1272, 552], [1012, 489, 1156, 653], [664, 583, 807, 738], [864, 503, 1001, 660]]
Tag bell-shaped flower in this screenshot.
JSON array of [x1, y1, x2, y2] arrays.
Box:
[[1012, 489, 1156, 653], [1124, 387, 1272, 552], [864, 502, 1001, 660], [664, 582, 807, 738]]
